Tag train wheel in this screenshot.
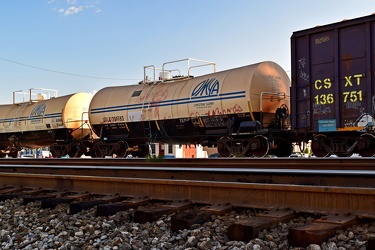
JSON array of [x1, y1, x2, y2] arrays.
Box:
[[68, 146, 78, 158], [358, 133, 375, 157], [115, 141, 128, 158], [311, 134, 329, 157], [217, 136, 232, 157], [94, 141, 105, 158], [8, 150, 18, 158], [242, 141, 253, 157], [133, 144, 151, 158], [252, 135, 269, 158], [50, 143, 62, 158]]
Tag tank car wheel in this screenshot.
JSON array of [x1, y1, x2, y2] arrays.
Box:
[[94, 141, 105, 158], [115, 141, 128, 158], [132, 144, 151, 158], [7, 150, 18, 158], [270, 137, 292, 157], [358, 133, 375, 157], [68, 146, 78, 158], [0, 152, 6, 158], [311, 134, 329, 157], [217, 136, 232, 157], [252, 135, 269, 158], [50, 144, 61, 158], [242, 141, 253, 157]]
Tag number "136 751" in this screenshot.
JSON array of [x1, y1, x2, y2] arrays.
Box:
[[314, 91, 362, 105]]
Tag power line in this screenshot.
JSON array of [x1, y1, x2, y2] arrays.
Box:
[[0, 57, 140, 81]]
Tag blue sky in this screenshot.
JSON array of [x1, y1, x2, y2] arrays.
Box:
[[0, 0, 374, 104]]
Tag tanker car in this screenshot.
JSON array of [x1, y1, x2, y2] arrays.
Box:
[[0, 89, 95, 158], [291, 13, 375, 157], [88, 59, 291, 158]]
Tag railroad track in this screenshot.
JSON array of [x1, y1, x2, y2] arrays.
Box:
[[1, 157, 375, 169], [0, 158, 374, 248]]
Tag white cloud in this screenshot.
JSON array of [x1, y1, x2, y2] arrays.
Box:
[[58, 6, 84, 16], [49, 0, 101, 16]]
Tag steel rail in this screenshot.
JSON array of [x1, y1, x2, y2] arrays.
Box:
[[0, 172, 374, 217], [1, 157, 375, 170], [0, 164, 375, 187]]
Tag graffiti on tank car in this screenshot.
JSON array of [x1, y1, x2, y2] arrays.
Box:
[[189, 112, 201, 118], [151, 89, 168, 117], [191, 78, 219, 97], [205, 104, 243, 116], [152, 89, 168, 103]]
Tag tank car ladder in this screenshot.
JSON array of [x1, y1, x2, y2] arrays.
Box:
[[142, 65, 162, 144]]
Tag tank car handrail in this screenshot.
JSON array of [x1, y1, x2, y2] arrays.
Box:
[[259, 92, 288, 112], [161, 58, 216, 83], [13, 88, 58, 104], [13, 90, 24, 104], [143, 65, 181, 84]]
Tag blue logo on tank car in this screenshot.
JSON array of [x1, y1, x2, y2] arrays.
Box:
[[30, 103, 46, 117], [191, 78, 219, 97]]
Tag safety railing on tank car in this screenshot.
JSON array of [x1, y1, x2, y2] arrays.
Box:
[[142, 58, 216, 84], [143, 65, 181, 84], [13, 88, 58, 104]]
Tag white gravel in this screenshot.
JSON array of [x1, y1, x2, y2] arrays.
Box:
[[0, 198, 373, 249]]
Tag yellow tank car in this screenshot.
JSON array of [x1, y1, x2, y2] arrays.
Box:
[[0, 89, 93, 158], [89, 59, 291, 158]]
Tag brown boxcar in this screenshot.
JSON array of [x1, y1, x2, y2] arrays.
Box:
[[291, 14, 375, 157]]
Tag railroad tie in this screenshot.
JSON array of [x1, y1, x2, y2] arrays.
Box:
[[288, 213, 357, 248], [227, 208, 295, 242], [171, 203, 232, 232], [96, 196, 150, 216], [0, 187, 25, 201], [134, 200, 192, 224], [69, 195, 121, 215], [41, 193, 91, 209]]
